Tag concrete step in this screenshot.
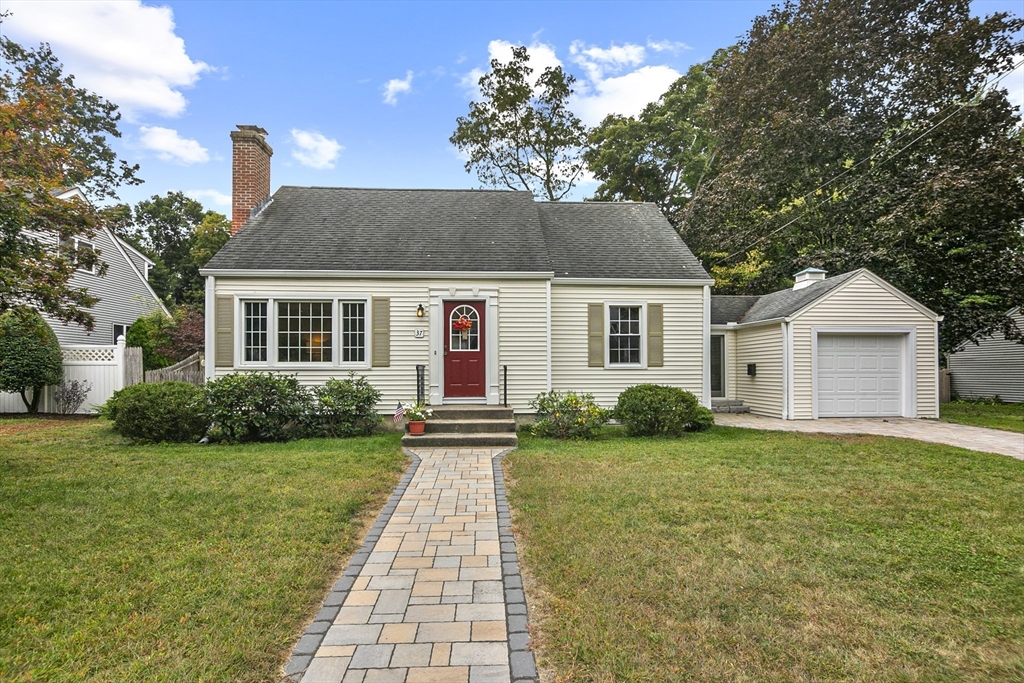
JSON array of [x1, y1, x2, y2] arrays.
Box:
[[429, 405, 514, 421], [401, 432, 518, 448], [420, 418, 517, 434], [711, 399, 751, 413]]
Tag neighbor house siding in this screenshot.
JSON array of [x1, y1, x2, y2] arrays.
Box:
[[212, 277, 548, 412], [789, 275, 938, 419], [948, 310, 1024, 403], [549, 283, 704, 408], [43, 229, 164, 346], [733, 324, 784, 417]]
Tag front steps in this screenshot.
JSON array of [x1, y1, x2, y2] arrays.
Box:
[[400, 405, 518, 448], [712, 399, 751, 414]]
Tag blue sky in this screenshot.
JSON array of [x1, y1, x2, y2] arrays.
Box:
[[2, 0, 1022, 212]]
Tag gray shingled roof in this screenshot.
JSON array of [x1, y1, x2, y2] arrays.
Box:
[[710, 295, 760, 324], [711, 270, 862, 325], [204, 187, 711, 280], [206, 187, 549, 273], [536, 202, 709, 279]]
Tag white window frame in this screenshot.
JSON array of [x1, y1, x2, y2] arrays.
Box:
[[236, 296, 371, 370], [605, 301, 647, 369], [112, 323, 132, 344], [72, 237, 97, 274]]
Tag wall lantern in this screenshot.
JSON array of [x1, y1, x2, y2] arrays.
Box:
[[416, 304, 425, 318]]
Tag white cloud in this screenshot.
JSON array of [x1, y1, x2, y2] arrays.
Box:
[[464, 38, 683, 126], [138, 126, 209, 164], [572, 65, 682, 126], [290, 129, 343, 170], [569, 41, 646, 82], [647, 38, 692, 54], [2, 0, 210, 120], [185, 189, 231, 208], [383, 71, 414, 105]]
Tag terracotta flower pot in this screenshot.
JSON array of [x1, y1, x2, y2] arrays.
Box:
[[408, 420, 426, 435]]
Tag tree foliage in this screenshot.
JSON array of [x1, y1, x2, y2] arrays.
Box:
[[585, 54, 724, 226], [0, 307, 64, 412], [0, 36, 140, 329], [451, 46, 588, 200], [115, 193, 230, 306], [671, 0, 1024, 353]]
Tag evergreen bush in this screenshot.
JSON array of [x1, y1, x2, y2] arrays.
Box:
[[107, 381, 207, 443], [530, 390, 608, 439], [205, 372, 313, 443], [615, 384, 702, 437], [310, 375, 382, 437]]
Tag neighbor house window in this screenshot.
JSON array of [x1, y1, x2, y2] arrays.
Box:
[[608, 305, 643, 365], [113, 323, 131, 344], [71, 238, 97, 274], [277, 301, 332, 363], [340, 301, 366, 362], [244, 301, 268, 362]]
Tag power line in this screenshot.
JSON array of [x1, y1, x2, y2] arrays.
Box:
[[708, 58, 1024, 268]]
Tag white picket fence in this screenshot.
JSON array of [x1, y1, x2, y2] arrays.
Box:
[[0, 338, 129, 414]]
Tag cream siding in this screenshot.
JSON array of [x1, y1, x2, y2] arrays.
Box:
[[212, 277, 548, 412], [948, 310, 1024, 403], [724, 329, 738, 400], [733, 324, 785, 417], [550, 284, 705, 408], [789, 275, 938, 419]]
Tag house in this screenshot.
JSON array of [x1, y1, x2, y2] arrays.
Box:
[[711, 268, 942, 419], [203, 125, 942, 420], [947, 307, 1024, 403], [37, 188, 169, 345], [201, 126, 714, 412]]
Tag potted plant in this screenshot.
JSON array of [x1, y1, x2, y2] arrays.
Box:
[[404, 403, 433, 435]]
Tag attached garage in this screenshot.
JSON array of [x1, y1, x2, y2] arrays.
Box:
[[816, 333, 904, 417], [710, 268, 940, 420]]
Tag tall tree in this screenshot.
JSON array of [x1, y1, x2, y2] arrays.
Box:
[[585, 54, 724, 226], [451, 46, 588, 201], [679, 0, 1024, 353], [0, 36, 140, 329], [119, 194, 229, 306]]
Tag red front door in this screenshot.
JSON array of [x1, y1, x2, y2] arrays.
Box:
[[444, 301, 485, 398]]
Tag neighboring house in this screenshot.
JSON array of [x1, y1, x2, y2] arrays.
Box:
[[711, 268, 942, 419], [947, 307, 1024, 403], [36, 188, 168, 345], [201, 127, 713, 412]]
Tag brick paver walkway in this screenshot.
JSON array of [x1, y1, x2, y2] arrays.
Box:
[[714, 414, 1023, 459], [284, 448, 537, 683]]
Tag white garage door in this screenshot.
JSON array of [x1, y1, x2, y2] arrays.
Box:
[[817, 334, 903, 417]]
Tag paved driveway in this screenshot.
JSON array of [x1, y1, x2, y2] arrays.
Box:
[[714, 413, 1024, 460]]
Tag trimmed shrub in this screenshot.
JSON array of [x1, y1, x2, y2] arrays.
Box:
[[530, 390, 609, 439], [205, 372, 313, 443], [310, 375, 382, 437], [0, 308, 64, 413], [107, 381, 207, 443], [615, 384, 701, 437], [686, 405, 715, 432]]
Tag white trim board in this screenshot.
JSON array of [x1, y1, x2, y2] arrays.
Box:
[[428, 287, 500, 406], [201, 269, 555, 280]]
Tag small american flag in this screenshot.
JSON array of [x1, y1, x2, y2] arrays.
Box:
[[393, 402, 405, 423]]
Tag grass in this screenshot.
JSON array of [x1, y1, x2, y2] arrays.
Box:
[[506, 427, 1024, 682], [0, 417, 406, 682], [941, 400, 1024, 433]]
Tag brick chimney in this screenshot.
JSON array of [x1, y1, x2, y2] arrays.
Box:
[[230, 125, 273, 234]]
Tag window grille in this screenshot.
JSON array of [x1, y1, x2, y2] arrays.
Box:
[[244, 301, 268, 362], [277, 301, 332, 363], [609, 306, 642, 364], [341, 302, 365, 362]]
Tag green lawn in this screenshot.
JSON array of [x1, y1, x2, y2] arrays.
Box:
[[941, 400, 1024, 433], [0, 417, 405, 682], [506, 428, 1024, 682]]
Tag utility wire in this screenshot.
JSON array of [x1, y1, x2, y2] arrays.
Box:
[[708, 58, 1024, 268]]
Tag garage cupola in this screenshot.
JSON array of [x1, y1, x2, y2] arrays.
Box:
[[792, 267, 827, 291]]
